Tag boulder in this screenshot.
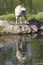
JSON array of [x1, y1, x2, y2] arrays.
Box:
[[4, 24, 31, 34], [27, 19, 43, 32], [0, 19, 43, 34]]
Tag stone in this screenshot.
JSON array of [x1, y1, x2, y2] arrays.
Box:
[[0, 19, 43, 34], [30, 25, 38, 33]]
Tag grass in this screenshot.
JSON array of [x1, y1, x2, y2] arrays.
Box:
[[0, 13, 15, 22], [0, 12, 43, 23]]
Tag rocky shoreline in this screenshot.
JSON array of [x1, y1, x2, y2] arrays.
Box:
[[0, 19, 43, 34]]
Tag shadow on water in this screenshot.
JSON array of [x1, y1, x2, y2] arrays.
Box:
[[0, 32, 43, 65]]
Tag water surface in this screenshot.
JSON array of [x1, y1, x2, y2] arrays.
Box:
[[0, 32, 43, 65]]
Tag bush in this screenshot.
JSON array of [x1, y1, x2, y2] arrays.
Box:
[[0, 13, 16, 22], [35, 12, 43, 20]]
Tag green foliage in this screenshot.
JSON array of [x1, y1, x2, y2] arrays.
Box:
[[0, 0, 43, 15], [0, 13, 15, 21], [35, 12, 43, 20], [0, 13, 43, 22]]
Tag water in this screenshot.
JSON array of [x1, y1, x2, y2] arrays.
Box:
[[0, 32, 43, 65]]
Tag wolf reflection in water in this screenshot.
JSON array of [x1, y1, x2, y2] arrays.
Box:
[[0, 33, 42, 65], [16, 36, 36, 65]]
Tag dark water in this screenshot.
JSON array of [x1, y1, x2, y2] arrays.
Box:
[[0, 32, 43, 65]]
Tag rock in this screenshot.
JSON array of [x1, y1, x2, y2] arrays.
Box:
[[39, 26, 43, 30], [39, 22, 43, 30], [30, 25, 38, 33], [0, 19, 43, 34], [4, 24, 31, 34], [27, 19, 43, 32]]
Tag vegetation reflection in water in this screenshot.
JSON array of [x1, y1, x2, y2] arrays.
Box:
[[0, 32, 43, 65]]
